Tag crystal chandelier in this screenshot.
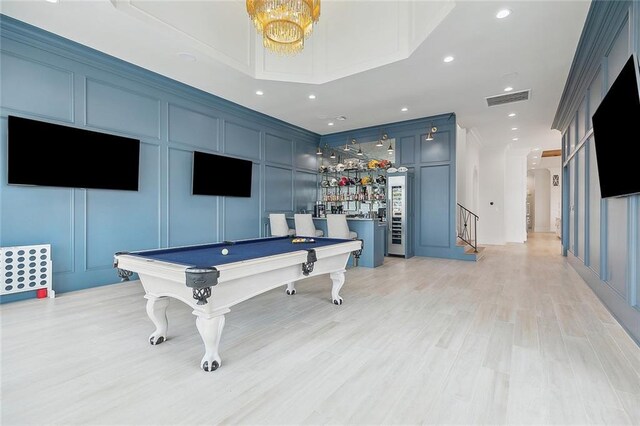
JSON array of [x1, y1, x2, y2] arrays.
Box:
[[246, 0, 321, 55]]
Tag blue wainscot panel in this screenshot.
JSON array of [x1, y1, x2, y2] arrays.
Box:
[[167, 147, 218, 246], [265, 165, 293, 212], [420, 130, 451, 163], [168, 103, 219, 151], [295, 139, 317, 171], [606, 197, 628, 297], [86, 79, 160, 139], [419, 165, 450, 248], [0, 185, 74, 274], [295, 171, 317, 213], [0, 52, 74, 122], [265, 133, 293, 166], [85, 143, 161, 270], [224, 121, 260, 160], [399, 135, 416, 165], [224, 163, 261, 240], [637, 202, 640, 308]]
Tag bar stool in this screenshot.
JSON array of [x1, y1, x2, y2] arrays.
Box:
[[294, 214, 324, 237], [327, 214, 360, 266], [326, 214, 358, 239], [269, 213, 295, 237]]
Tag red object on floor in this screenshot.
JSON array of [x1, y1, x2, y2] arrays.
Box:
[[36, 289, 48, 298]]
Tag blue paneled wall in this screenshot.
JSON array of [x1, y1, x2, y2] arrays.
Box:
[[553, 1, 640, 343], [0, 16, 319, 300], [321, 114, 467, 260]]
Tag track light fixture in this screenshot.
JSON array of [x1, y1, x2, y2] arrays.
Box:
[[347, 138, 364, 156], [376, 131, 388, 147]]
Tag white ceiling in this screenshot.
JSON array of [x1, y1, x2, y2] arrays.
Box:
[[528, 150, 561, 171], [1, 0, 590, 161], [113, 0, 456, 84]]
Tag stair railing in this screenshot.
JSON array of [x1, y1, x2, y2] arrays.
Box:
[[457, 203, 479, 253]]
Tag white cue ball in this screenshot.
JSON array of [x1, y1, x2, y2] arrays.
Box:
[[221, 248, 229, 255]]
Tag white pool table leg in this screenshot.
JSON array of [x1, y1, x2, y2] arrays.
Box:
[[195, 312, 226, 372], [145, 295, 170, 345], [330, 270, 346, 305], [285, 282, 296, 295]]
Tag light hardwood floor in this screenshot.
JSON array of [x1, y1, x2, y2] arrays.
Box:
[[2, 233, 639, 425]]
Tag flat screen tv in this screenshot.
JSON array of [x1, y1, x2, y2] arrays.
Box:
[[192, 151, 252, 197], [592, 53, 640, 198], [8, 116, 140, 191]]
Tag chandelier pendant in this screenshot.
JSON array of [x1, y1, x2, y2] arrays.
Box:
[[247, 0, 321, 55]]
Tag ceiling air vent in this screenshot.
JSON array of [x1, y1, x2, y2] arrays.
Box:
[[486, 89, 531, 107]]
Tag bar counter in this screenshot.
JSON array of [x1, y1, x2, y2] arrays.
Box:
[[285, 216, 387, 268]]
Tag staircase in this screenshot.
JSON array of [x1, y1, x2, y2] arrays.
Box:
[[456, 203, 484, 261]]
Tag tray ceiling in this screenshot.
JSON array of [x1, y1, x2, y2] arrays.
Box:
[[115, 0, 455, 84]]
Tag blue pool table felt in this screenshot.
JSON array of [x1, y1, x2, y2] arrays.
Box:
[[129, 236, 353, 268]]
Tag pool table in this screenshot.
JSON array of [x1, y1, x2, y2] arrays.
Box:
[[113, 236, 362, 371]]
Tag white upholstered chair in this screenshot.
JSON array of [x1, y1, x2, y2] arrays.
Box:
[[294, 214, 324, 237], [326, 214, 358, 239], [269, 213, 295, 237]]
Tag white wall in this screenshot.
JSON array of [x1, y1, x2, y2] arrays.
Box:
[[527, 171, 535, 231], [478, 145, 506, 245], [456, 124, 467, 207], [455, 125, 480, 213], [477, 144, 527, 245], [505, 150, 528, 243], [534, 169, 551, 232], [465, 130, 481, 214]]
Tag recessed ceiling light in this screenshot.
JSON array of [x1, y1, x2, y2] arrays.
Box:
[[46, 0, 59, 3], [508, 113, 516, 117], [336, 116, 347, 121], [255, 90, 264, 96], [533, 147, 540, 151], [533, 162, 537, 165], [401, 107, 408, 112], [533, 156, 538, 159], [443, 56, 455, 63], [308, 94, 316, 100], [512, 138, 519, 141], [496, 9, 511, 19], [504, 86, 513, 92], [328, 122, 334, 126], [511, 127, 518, 131], [177, 52, 197, 62]]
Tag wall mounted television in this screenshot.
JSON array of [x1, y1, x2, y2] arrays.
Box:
[[192, 151, 252, 197], [8, 116, 140, 191], [592, 53, 640, 198]]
